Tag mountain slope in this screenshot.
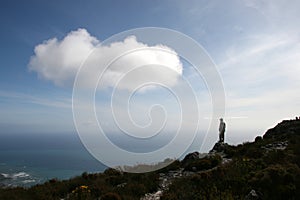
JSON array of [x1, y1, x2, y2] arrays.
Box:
[[0, 119, 299, 200], [162, 119, 300, 199]]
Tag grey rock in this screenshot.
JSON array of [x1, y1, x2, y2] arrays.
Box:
[[245, 189, 262, 200]]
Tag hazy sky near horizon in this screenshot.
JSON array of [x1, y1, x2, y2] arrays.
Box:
[[0, 0, 300, 146]]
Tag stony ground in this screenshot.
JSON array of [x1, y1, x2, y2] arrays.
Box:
[[140, 168, 186, 200], [140, 152, 231, 200]]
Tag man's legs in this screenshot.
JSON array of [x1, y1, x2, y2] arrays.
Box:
[[220, 131, 224, 143]]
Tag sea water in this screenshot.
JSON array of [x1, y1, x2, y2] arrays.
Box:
[[0, 132, 106, 187], [0, 131, 207, 187]]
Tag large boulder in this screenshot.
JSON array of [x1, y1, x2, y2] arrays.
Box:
[[209, 141, 229, 153], [181, 152, 200, 167]]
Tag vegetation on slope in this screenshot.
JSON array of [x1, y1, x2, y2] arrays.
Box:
[[162, 119, 300, 200], [0, 119, 299, 199]]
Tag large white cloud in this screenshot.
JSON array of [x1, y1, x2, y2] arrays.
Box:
[[29, 28, 183, 90]]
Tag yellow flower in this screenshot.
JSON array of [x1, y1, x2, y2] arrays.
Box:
[[80, 185, 88, 189]]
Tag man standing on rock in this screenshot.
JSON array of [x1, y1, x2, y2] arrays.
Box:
[[219, 118, 226, 143]]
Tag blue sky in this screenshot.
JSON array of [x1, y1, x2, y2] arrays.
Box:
[[0, 0, 300, 147]]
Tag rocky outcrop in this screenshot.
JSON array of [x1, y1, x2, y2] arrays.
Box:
[[209, 141, 229, 153], [181, 152, 200, 162], [261, 141, 288, 152], [263, 119, 300, 139]]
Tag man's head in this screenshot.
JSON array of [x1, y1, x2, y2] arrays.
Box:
[[220, 118, 223, 122]]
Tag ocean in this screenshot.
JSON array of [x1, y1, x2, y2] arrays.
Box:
[[0, 131, 208, 187], [0, 132, 106, 187]]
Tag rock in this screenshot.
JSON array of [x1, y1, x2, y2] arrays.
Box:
[[181, 152, 201, 167], [263, 119, 300, 140], [116, 182, 127, 188], [182, 152, 200, 161], [245, 189, 262, 200], [261, 141, 288, 152], [209, 141, 228, 153], [140, 190, 162, 200]]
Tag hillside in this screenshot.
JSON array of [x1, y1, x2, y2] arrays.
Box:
[[161, 119, 300, 200], [0, 119, 299, 200]]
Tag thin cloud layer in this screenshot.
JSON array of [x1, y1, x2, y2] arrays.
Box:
[[29, 28, 183, 91]]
